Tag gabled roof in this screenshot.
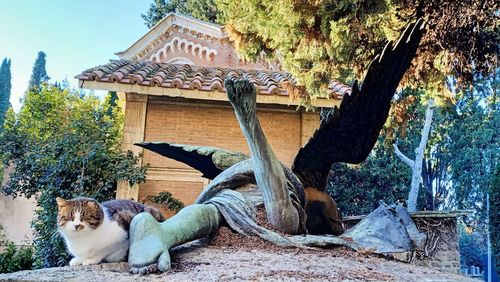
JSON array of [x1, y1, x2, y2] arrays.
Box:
[[116, 13, 228, 61], [77, 13, 351, 108], [76, 60, 351, 107]]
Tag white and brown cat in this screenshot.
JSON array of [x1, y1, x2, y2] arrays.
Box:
[[56, 197, 165, 266]]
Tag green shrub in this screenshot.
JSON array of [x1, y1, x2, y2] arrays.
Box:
[[0, 225, 34, 273], [0, 86, 147, 268], [0, 241, 34, 274], [459, 222, 487, 268], [144, 191, 184, 212], [327, 147, 411, 216]]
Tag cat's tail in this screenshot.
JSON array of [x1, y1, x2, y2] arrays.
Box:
[[144, 206, 166, 222]]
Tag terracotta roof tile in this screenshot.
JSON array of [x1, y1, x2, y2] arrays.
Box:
[[329, 81, 352, 99], [76, 60, 351, 98]]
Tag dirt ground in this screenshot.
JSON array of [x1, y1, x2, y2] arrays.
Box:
[[0, 230, 477, 282]]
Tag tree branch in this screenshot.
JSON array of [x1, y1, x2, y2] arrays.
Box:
[[393, 143, 415, 167]]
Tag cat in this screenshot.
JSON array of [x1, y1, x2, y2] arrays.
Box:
[[304, 187, 344, 235], [56, 197, 165, 266]]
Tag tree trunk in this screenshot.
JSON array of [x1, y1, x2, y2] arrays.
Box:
[[394, 99, 435, 212], [421, 159, 435, 210]]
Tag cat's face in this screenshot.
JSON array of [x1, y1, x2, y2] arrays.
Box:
[[56, 197, 104, 233]]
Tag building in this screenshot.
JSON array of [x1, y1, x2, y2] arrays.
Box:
[[76, 13, 349, 214]]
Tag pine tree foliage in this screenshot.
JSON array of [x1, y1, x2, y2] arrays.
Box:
[[28, 51, 50, 91], [142, 0, 219, 28], [217, 0, 498, 98], [446, 75, 500, 223], [0, 58, 12, 128]]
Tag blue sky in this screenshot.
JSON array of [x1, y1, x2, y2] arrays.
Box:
[[0, 1, 151, 111]]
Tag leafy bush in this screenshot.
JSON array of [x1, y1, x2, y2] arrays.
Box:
[[459, 223, 487, 268], [144, 191, 184, 212], [0, 242, 34, 274], [327, 146, 412, 216], [0, 86, 147, 268], [0, 225, 34, 274]]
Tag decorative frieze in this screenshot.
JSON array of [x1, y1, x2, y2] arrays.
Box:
[[148, 36, 218, 63]]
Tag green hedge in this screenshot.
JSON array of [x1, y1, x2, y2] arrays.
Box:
[[0, 226, 34, 274]]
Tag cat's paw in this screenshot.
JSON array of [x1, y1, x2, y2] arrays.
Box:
[[81, 258, 101, 266], [69, 257, 83, 266]]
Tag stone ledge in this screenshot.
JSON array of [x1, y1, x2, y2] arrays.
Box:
[[0, 244, 477, 281], [343, 210, 473, 222]]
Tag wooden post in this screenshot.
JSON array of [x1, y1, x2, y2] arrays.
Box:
[[116, 93, 148, 201]]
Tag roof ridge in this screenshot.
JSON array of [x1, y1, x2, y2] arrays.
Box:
[[76, 61, 351, 100]]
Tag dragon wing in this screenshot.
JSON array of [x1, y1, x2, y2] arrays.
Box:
[[292, 19, 425, 190], [136, 141, 248, 180]]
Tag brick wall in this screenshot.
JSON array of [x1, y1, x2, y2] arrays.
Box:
[[138, 98, 319, 209]]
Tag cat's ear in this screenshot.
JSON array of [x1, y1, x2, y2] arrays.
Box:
[[85, 200, 100, 209], [56, 197, 67, 208]]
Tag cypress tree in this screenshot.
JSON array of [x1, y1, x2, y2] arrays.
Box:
[[0, 58, 12, 128], [142, 0, 219, 28], [28, 51, 50, 90], [105, 91, 118, 116]]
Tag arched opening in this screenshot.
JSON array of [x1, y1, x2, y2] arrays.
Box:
[[166, 57, 195, 65]]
